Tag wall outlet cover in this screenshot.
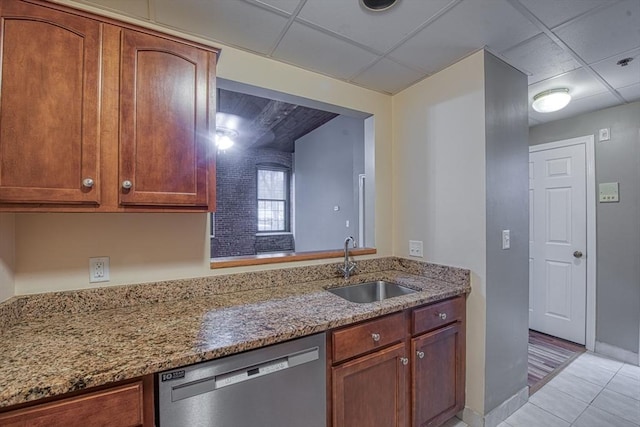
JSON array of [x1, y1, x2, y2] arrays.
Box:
[[409, 240, 423, 257], [89, 257, 110, 283]]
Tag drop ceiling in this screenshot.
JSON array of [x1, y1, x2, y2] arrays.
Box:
[[68, 0, 640, 125]]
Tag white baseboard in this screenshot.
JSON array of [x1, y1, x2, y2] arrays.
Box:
[[595, 341, 639, 365], [461, 387, 529, 427]]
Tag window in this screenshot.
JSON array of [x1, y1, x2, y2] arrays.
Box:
[[257, 168, 289, 232]]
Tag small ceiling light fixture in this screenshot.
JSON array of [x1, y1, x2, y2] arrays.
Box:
[[532, 88, 571, 113], [361, 0, 399, 12], [215, 128, 237, 150]]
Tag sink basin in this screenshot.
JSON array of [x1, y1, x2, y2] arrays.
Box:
[[327, 280, 418, 303]]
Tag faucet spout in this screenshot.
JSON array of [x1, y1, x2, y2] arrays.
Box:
[[339, 236, 357, 279]]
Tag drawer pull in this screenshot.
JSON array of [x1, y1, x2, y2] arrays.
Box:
[[438, 312, 447, 320], [371, 333, 381, 342], [416, 351, 425, 359], [400, 357, 409, 366]]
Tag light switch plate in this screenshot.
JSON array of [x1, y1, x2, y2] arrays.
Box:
[[502, 230, 510, 250], [598, 128, 610, 142], [599, 182, 619, 203]]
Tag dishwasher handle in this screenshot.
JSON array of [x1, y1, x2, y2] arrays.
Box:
[[171, 346, 320, 402]]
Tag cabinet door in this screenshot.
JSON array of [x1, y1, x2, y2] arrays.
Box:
[[119, 29, 214, 207], [0, 0, 100, 204], [0, 380, 151, 427], [332, 343, 408, 427], [411, 323, 465, 427]]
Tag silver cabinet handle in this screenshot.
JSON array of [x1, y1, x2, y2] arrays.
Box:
[[416, 351, 425, 359], [438, 312, 447, 320], [400, 357, 408, 366], [82, 178, 94, 188], [573, 250, 583, 258], [122, 180, 133, 190], [371, 333, 381, 342]]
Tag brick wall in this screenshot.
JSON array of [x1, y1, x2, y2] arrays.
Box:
[[212, 147, 294, 258]]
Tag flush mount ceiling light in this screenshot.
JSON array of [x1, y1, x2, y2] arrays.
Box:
[[532, 88, 571, 113], [215, 128, 238, 150], [361, 0, 399, 11]]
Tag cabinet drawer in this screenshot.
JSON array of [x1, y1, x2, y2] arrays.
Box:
[[332, 312, 406, 363], [412, 296, 464, 335], [0, 381, 145, 427]]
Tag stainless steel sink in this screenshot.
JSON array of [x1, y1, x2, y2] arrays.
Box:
[[327, 280, 418, 303]]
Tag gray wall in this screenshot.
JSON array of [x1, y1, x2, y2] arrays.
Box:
[[530, 101, 640, 354], [294, 115, 365, 252], [484, 52, 530, 412]]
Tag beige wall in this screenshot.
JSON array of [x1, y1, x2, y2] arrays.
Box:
[[392, 51, 487, 415], [12, 2, 393, 295], [0, 213, 15, 302]]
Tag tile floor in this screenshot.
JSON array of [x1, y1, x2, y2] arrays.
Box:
[[442, 352, 640, 427]]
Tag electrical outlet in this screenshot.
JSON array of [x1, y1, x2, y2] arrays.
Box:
[[409, 240, 423, 257], [89, 257, 110, 283]]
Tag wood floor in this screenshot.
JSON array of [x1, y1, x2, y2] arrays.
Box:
[[528, 330, 586, 394]]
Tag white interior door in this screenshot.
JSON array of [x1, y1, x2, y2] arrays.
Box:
[[529, 143, 587, 345]]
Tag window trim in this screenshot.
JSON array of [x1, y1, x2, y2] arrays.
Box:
[[256, 165, 290, 233]]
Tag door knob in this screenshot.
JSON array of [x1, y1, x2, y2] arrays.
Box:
[[573, 251, 583, 258]]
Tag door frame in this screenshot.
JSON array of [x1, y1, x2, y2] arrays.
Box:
[[529, 135, 596, 351]]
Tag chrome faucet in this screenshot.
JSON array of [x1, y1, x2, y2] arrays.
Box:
[[338, 236, 357, 279]]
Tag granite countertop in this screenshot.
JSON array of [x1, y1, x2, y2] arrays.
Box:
[[0, 258, 470, 409]]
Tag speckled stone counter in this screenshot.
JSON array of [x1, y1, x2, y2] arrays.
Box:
[[0, 257, 470, 409]]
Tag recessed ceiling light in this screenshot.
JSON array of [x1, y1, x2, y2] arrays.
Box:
[[361, 0, 399, 12], [532, 88, 571, 113]]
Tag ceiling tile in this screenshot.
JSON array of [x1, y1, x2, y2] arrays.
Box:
[[553, 0, 640, 64], [79, 0, 149, 18], [297, 0, 456, 53], [351, 58, 426, 94], [154, 0, 290, 54], [250, 0, 302, 14], [591, 48, 640, 89], [388, 0, 541, 73], [618, 82, 640, 102], [272, 22, 380, 80], [517, 0, 615, 28], [528, 67, 608, 102], [529, 90, 620, 124], [501, 33, 581, 84]]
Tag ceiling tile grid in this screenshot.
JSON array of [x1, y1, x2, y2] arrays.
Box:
[[296, 0, 456, 53], [153, 0, 290, 55], [350, 57, 426, 94], [68, 0, 639, 125], [272, 21, 380, 80], [552, 0, 640, 65], [500, 33, 582, 84]]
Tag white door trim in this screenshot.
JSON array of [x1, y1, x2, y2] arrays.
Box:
[[530, 135, 597, 351]]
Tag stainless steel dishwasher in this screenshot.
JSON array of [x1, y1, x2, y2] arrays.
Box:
[[157, 332, 326, 427]]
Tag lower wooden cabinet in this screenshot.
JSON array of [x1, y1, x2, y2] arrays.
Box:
[[412, 323, 465, 427], [0, 376, 154, 427], [332, 343, 408, 427], [329, 296, 465, 427]]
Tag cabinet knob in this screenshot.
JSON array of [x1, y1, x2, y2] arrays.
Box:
[[400, 357, 409, 366], [416, 351, 425, 359], [122, 180, 133, 190], [573, 250, 583, 258], [82, 178, 94, 188], [371, 333, 381, 342], [438, 312, 447, 320]]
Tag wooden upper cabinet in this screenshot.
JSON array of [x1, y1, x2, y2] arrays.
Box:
[[119, 29, 215, 208], [0, 0, 101, 204]]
